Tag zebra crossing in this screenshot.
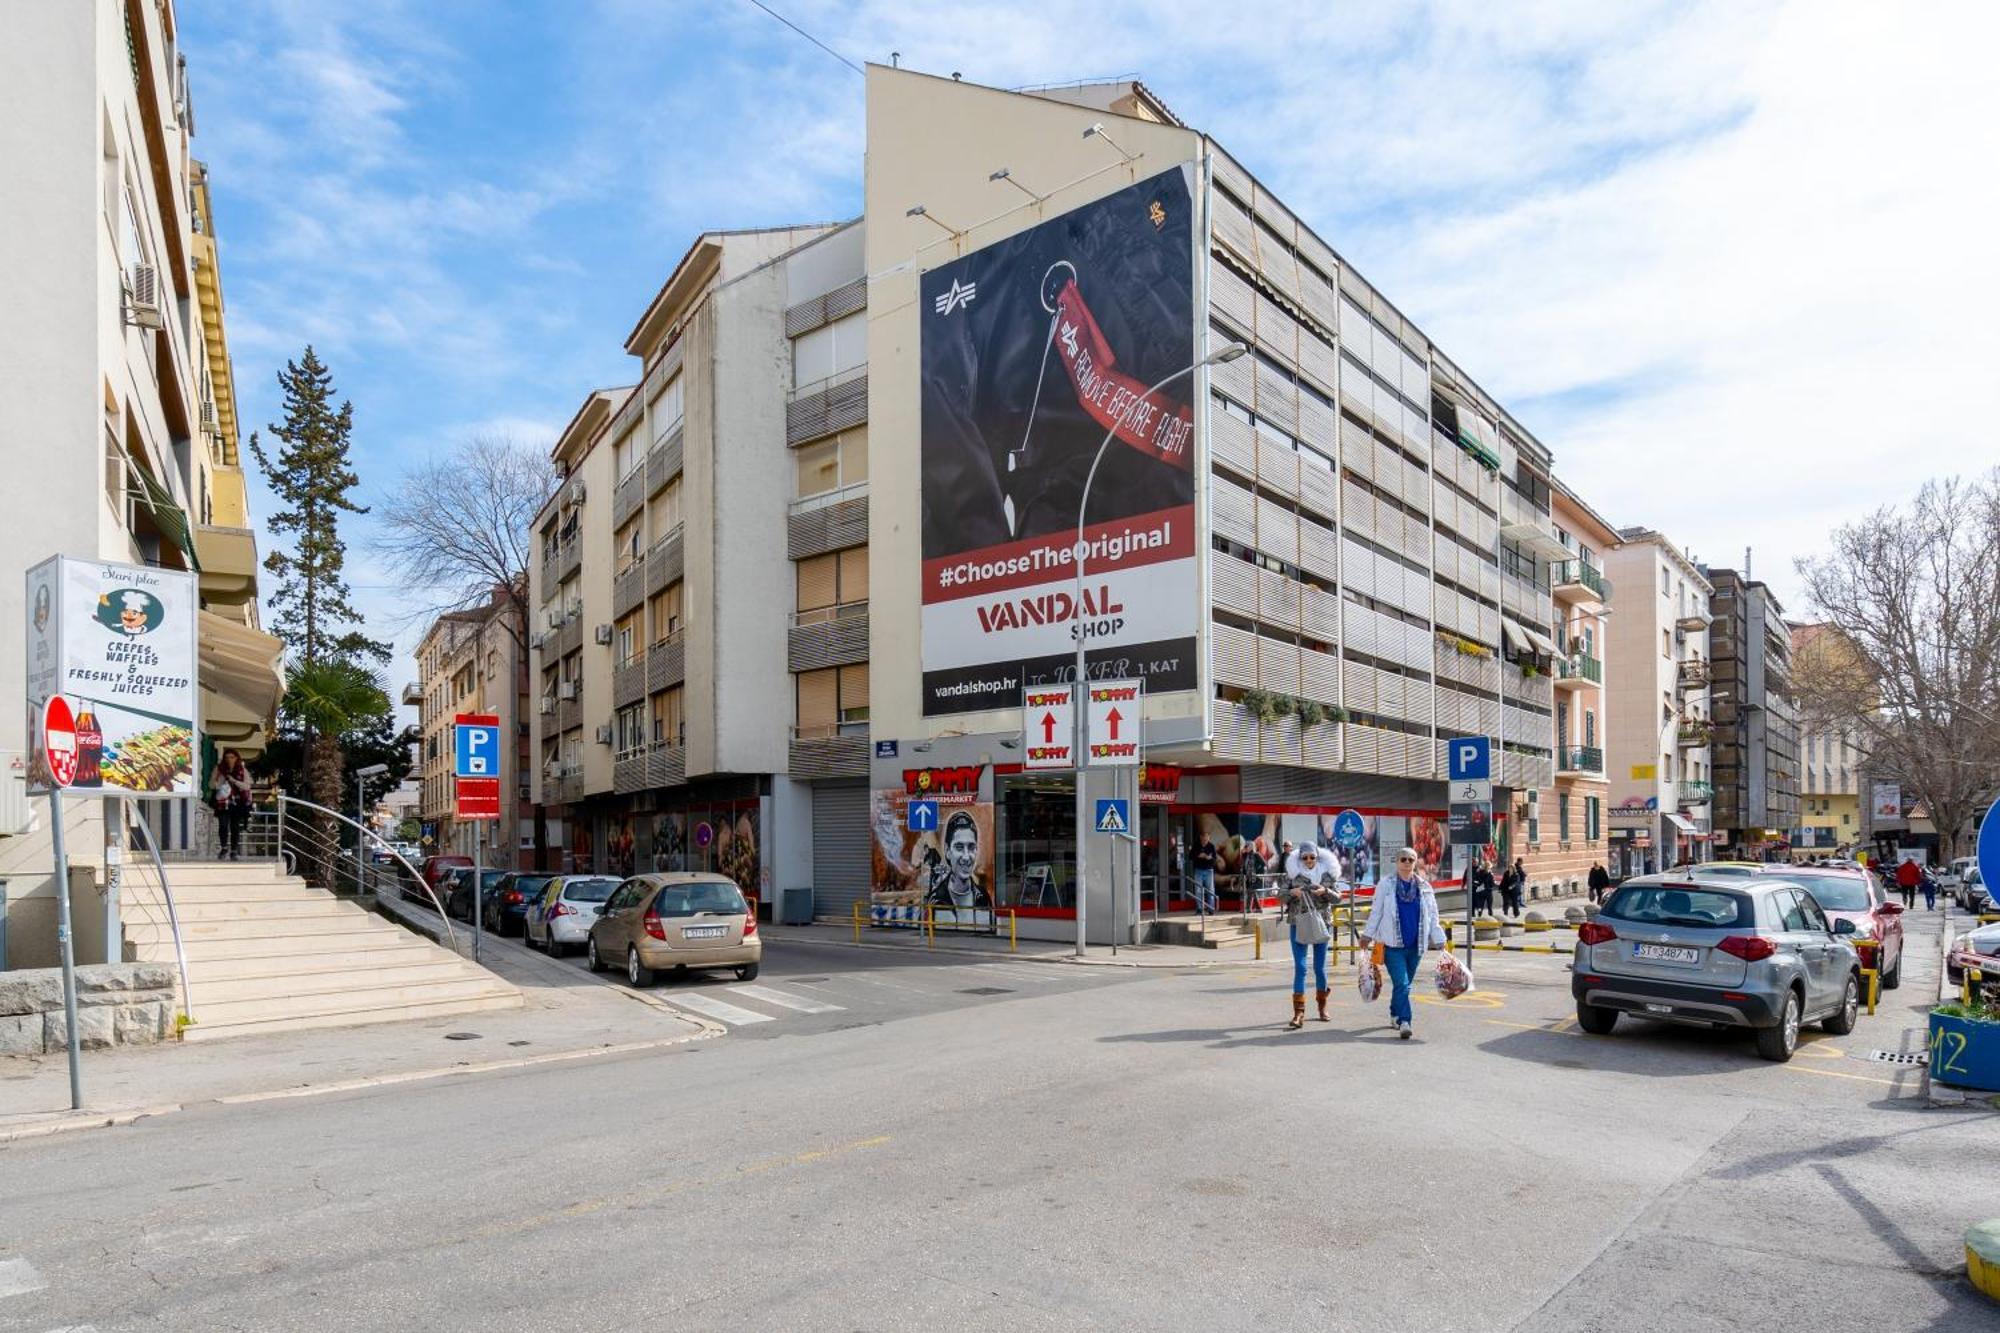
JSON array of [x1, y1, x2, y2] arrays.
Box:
[[653, 959, 1087, 1034]]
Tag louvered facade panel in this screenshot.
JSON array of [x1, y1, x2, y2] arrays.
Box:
[[1258, 639, 1301, 693], [1303, 724, 1342, 769], [1213, 700, 1259, 761], [1212, 552, 1258, 618], [1255, 497, 1298, 564], [613, 658, 646, 710], [1213, 622, 1257, 686], [1343, 658, 1381, 712], [1300, 646, 1339, 702], [614, 754, 647, 796], [1256, 296, 1300, 366], [1299, 335, 1339, 400], [612, 562, 646, 619], [645, 530, 685, 596], [1256, 435, 1299, 496], [1342, 723, 1380, 773], [1340, 481, 1374, 538], [1209, 407, 1256, 478], [1300, 586, 1342, 643], [1212, 263, 1256, 331], [613, 466, 645, 527], [1213, 191, 1256, 263], [1298, 525, 1340, 585], [1253, 362, 1299, 436], [1258, 567, 1300, 629], [1210, 341, 1255, 406], [824, 277, 866, 321], [647, 744, 687, 789], [647, 636, 685, 692], [788, 614, 870, 672], [1298, 465, 1338, 522], [1213, 150, 1254, 205], [1259, 712, 1304, 766], [1212, 476, 1257, 547], [1340, 539, 1374, 599], [1340, 602, 1376, 660], [1297, 395, 1337, 459], [788, 495, 869, 560]]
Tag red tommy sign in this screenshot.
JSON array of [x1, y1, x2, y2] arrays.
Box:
[[903, 765, 983, 802]]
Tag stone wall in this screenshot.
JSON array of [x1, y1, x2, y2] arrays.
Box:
[[0, 963, 178, 1057]]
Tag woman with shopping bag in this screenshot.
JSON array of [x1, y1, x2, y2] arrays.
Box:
[[1360, 846, 1449, 1039], [1281, 843, 1340, 1029]]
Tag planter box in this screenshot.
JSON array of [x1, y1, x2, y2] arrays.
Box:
[[1929, 1010, 2000, 1092]]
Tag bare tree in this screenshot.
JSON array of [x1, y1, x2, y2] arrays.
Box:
[[1794, 469, 2000, 859], [373, 433, 554, 655]]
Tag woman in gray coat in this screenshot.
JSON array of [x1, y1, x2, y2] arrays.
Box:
[[1282, 843, 1340, 1029]]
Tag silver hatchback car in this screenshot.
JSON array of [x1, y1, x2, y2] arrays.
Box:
[[1572, 875, 1863, 1062]]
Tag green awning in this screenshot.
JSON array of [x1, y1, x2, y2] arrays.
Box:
[[133, 467, 200, 569]]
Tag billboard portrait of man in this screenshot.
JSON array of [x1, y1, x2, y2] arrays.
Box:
[[919, 163, 1200, 716]]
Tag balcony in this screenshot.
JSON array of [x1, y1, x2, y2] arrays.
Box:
[[1557, 745, 1604, 776], [194, 524, 260, 606], [1678, 779, 1715, 804], [1675, 610, 1712, 631], [557, 537, 582, 584], [788, 604, 869, 672], [1677, 658, 1711, 689], [1677, 722, 1714, 748], [1551, 558, 1611, 606], [789, 725, 870, 780], [401, 681, 423, 707], [1553, 653, 1602, 690]]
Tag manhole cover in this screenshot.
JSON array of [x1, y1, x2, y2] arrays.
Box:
[[1865, 1050, 1928, 1065], [958, 987, 1014, 996], [444, 1032, 482, 1042]]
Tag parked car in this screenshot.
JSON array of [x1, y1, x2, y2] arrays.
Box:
[[586, 873, 761, 987], [1757, 864, 1905, 990], [483, 873, 553, 937], [1946, 923, 2000, 986], [1573, 874, 1863, 1062], [1957, 865, 1991, 914], [406, 854, 472, 904], [526, 875, 620, 956], [1940, 856, 1975, 890], [444, 867, 510, 921], [1685, 861, 1765, 879]]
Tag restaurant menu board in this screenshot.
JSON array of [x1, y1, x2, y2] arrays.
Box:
[[26, 555, 199, 798]]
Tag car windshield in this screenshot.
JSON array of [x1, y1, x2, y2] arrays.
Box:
[[477, 871, 508, 888], [1603, 885, 1751, 929], [650, 881, 748, 917], [1782, 875, 1872, 911], [563, 877, 618, 903], [513, 876, 553, 897]]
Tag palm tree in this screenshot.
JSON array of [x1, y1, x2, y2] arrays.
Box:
[[281, 659, 390, 886]]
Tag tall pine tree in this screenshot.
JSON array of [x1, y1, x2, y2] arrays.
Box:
[[250, 348, 389, 863]]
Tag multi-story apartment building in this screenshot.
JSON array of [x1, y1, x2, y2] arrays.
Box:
[[1601, 529, 1715, 877], [1515, 481, 1618, 893], [1705, 568, 1800, 856], [0, 0, 280, 964], [412, 589, 531, 867], [1789, 623, 1863, 856]]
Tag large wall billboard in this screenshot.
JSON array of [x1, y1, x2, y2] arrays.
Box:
[[919, 164, 1198, 717]]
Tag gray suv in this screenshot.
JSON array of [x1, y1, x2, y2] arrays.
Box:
[[1572, 875, 1862, 1062]]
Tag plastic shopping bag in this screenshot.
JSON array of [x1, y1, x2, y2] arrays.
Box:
[[1357, 960, 1384, 1003], [1434, 949, 1474, 1000]]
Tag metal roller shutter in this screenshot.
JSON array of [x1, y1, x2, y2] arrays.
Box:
[[810, 780, 871, 922]]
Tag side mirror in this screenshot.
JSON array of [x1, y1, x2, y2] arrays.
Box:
[[1832, 918, 1857, 936]]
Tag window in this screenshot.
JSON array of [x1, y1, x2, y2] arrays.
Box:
[[1526, 794, 1540, 847], [614, 520, 642, 573], [792, 311, 865, 388], [655, 475, 683, 534], [795, 545, 869, 622], [1604, 886, 1749, 928], [614, 614, 638, 666], [652, 686, 684, 745], [1558, 792, 1571, 844], [615, 704, 645, 756], [650, 581, 683, 645], [794, 427, 867, 499], [651, 374, 684, 444], [1662, 628, 1672, 658], [1585, 796, 1601, 841], [796, 664, 869, 737], [613, 428, 636, 482], [1584, 709, 1596, 747], [1661, 567, 1671, 595]]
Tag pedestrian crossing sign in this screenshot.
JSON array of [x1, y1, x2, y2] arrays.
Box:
[[1094, 799, 1129, 834]]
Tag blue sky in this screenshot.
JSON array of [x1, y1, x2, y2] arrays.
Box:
[[178, 0, 2000, 670]]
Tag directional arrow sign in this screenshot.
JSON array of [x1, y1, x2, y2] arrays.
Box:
[[1022, 685, 1076, 771], [907, 799, 940, 833], [1086, 679, 1143, 767]]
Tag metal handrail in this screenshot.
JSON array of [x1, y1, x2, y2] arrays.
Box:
[[123, 813, 194, 1025], [275, 795, 458, 951]]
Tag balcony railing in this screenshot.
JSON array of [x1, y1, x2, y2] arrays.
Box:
[[1554, 654, 1602, 685], [1677, 658, 1711, 687], [1551, 558, 1612, 602], [1558, 745, 1604, 774], [1677, 723, 1713, 747], [1679, 779, 1715, 803]]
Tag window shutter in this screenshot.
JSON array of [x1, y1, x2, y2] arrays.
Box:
[[838, 545, 869, 603], [796, 554, 837, 612], [840, 662, 870, 712], [797, 669, 837, 733]]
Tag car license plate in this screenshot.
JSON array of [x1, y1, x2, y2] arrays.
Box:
[[683, 925, 727, 940], [1644, 1002, 1674, 1014], [1633, 943, 1701, 964]]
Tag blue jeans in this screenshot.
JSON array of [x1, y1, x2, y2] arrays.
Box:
[[1383, 944, 1422, 1025], [1290, 933, 1329, 995], [1193, 868, 1216, 912]]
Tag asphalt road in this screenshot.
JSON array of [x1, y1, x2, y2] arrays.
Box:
[[0, 908, 1994, 1332]]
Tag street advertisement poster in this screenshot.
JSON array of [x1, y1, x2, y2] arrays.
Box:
[[1189, 811, 1458, 897], [870, 789, 994, 928], [1449, 801, 1493, 847], [1871, 782, 1903, 821], [919, 164, 1199, 716], [25, 555, 198, 798]]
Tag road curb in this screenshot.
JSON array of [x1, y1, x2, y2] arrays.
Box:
[[774, 929, 1262, 969], [0, 1103, 184, 1144]]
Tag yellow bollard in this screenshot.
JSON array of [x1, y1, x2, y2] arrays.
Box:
[[1862, 967, 1878, 1015], [853, 902, 863, 944], [925, 906, 934, 949], [1254, 919, 1262, 961], [1009, 909, 1017, 953]]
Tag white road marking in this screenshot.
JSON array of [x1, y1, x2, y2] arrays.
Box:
[[0, 1257, 46, 1299], [665, 992, 777, 1025], [731, 985, 844, 1014]]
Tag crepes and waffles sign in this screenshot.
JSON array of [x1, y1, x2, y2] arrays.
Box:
[[25, 554, 199, 798]]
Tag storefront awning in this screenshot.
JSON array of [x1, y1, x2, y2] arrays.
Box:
[[133, 467, 199, 569], [197, 610, 285, 737], [1664, 812, 1699, 834]]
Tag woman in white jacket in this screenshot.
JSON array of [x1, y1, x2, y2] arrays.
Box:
[[1361, 846, 1448, 1039], [1281, 843, 1340, 1029]]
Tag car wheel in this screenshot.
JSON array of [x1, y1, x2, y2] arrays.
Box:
[[1756, 990, 1801, 1062], [585, 937, 602, 973], [1575, 1000, 1617, 1035], [546, 935, 564, 959], [1822, 973, 1860, 1035], [734, 963, 760, 982], [1882, 947, 1902, 990], [627, 947, 655, 988]]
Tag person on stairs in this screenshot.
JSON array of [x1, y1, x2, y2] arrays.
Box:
[[1282, 843, 1339, 1029], [212, 748, 253, 861]]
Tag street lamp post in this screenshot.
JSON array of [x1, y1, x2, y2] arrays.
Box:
[[1072, 341, 1247, 958]]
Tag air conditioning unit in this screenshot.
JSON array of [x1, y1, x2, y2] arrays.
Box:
[[594, 624, 613, 645], [538, 697, 556, 715], [529, 630, 547, 651], [595, 724, 613, 745], [546, 609, 563, 630], [124, 264, 165, 330], [567, 479, 587, 506], [199, 399, 219, 433], [558, 680, 578, 700]]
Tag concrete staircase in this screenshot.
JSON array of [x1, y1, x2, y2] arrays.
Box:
[[120, 860, 521, 1042], [1147, 914, 1274, 950]]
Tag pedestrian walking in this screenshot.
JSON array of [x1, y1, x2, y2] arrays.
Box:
[[1361, 847, 1448, 1039], [1588, 861, 1611, 905], [211, 748, 253, 860], [1500, 858, 1527, 917], [1921, 867, 1937, 911], [1281, 844, 1338, 1029], [1895, 857, 1920, 909], [1466, 856, 1496, 916], [1191, 833, 1219, 914]]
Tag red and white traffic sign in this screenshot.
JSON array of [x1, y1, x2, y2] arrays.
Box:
[[456, 776, 500, 821], [1086, 679, 1143, 767], [1021, 685, 1076, 771], [42, 695, 77, 788]]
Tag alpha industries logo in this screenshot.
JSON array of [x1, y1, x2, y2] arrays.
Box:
[[933, 278, 977, 315]]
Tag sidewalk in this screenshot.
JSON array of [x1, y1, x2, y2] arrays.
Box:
[[767, 919, 1260, 968], [0, 914, 711, 1142]]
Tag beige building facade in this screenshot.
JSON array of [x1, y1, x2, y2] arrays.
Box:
[[413, 591, 530, 867]]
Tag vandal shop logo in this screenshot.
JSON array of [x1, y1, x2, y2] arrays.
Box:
[[933, 278, 977, 315]]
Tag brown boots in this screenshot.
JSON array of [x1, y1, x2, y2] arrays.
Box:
[[1287, 993, 1306, 1029], [1315, 989, 1330, 1022]]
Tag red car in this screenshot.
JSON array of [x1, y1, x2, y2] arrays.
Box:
[[403, 854, 473, 904], [1763, 865, 1905, 989], [1946, 924, 2000, 987]]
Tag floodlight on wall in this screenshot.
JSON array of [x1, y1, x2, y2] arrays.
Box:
[[905, 204, 963, 239], [989, 168, 1043, 202], [1082, 121, 1136, 162]]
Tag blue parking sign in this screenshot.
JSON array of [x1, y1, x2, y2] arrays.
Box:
[[454, 714, 501, 779], [1447, 736, 1491, 783]]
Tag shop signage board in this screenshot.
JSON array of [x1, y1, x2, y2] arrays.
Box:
[[1086, 679, 1143, 766], [1871, 782, 1903, 821], [25, 555, 198, 798], [916, 165, 1200, 716], [1021, 684, 1076, 771]]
